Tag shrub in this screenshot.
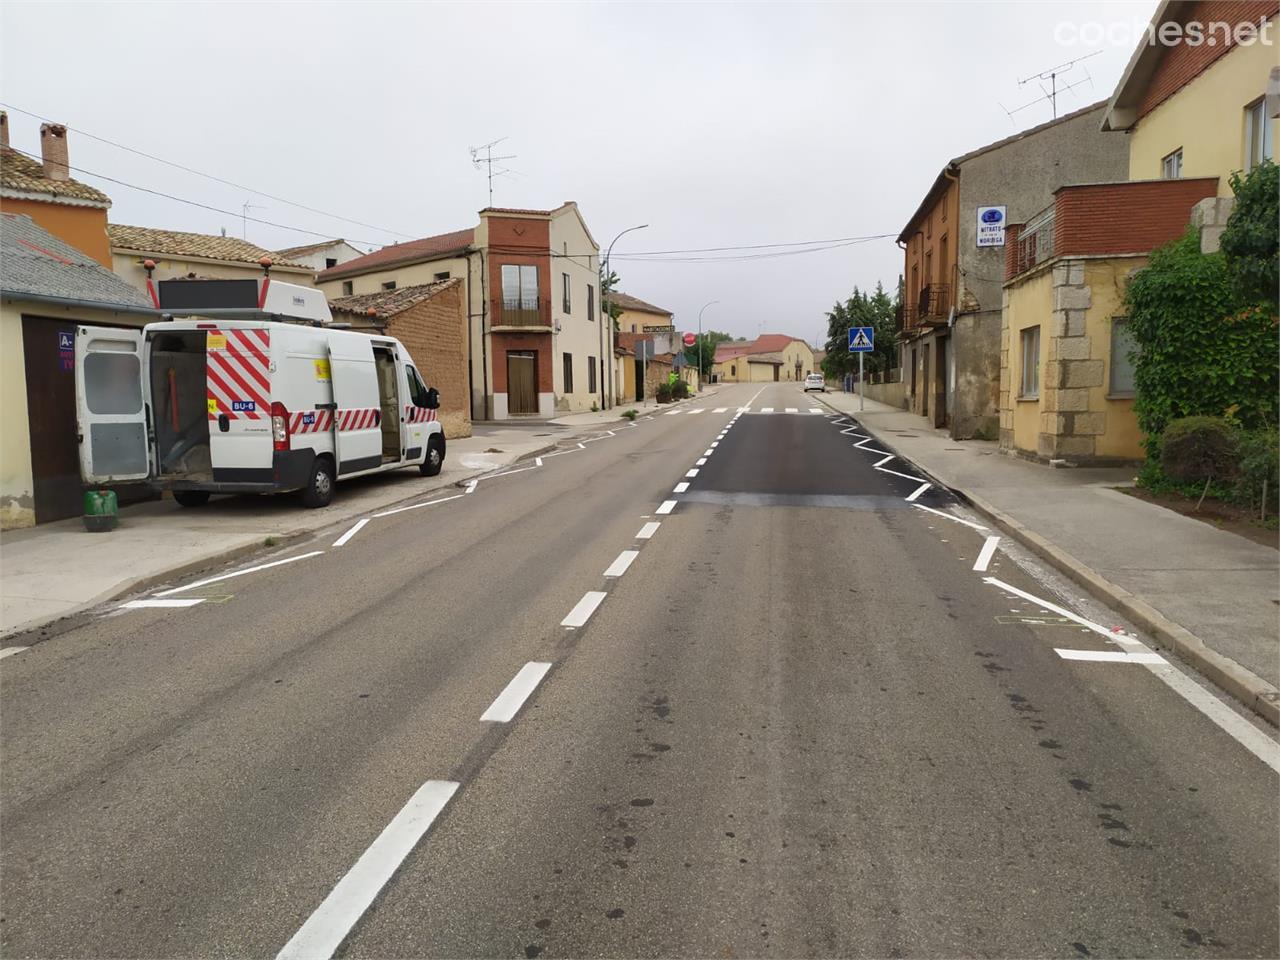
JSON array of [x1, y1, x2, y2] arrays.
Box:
[[672, 379, 690, 399], [1235, 427, 1280, 519], [622, 409, 638, 421], [1160, 417, 1239, 507], [655, 382, 672, 403], [1219, 159, 1278, 308]]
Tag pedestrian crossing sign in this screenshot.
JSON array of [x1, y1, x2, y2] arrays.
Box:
[[848, 327, 874, 352]]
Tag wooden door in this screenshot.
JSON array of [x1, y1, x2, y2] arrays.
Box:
[[22, 316, 82, 522], [507, 351, 537, 414]]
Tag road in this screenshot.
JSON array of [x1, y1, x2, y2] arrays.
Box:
[[2, 381, 1277, 959]]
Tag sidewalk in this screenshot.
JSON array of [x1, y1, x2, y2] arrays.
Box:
[[0, 427, 559, 640], [821, 391, 1280, 723]]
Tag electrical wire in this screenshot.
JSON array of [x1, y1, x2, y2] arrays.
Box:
[[1, 102, 416, 241], [3, 145, 387, 247]]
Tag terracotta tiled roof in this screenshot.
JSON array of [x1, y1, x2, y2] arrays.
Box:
[[480, 206, 553, 216], [746, 352, 784, 365], [0, 146, 111, 206], [317, 228, 475, 281], [607, 291, 672, 317], [714, 333, 806, 363], [107, 224, 309, 269], [274, 239, 346, 258], [328, 278, 461, 320]]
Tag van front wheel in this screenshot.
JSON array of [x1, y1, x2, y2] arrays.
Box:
[[420, 436, 445, 477], [173, 490, 210, 508], [302, 458, 335, 508]]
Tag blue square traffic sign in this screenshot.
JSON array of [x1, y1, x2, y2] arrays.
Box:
[[848, 326, 874, 352]]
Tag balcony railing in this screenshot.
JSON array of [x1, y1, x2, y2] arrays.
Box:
[[494, 297, 546, 327], [1013, 206, 1055, 277], [902, 283, 951, 328]]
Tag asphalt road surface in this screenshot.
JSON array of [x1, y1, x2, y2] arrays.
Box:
[[2, 381, 1277, 959]]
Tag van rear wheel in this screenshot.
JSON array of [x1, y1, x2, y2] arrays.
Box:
[[420, 436, 445, 477], [302, 457, 335, 508], [173, 490, 210, 508]]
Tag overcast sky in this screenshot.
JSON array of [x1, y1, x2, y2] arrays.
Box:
[[2, 1, 1157, 345]]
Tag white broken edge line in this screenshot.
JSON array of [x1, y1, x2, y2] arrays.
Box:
[[155, 551, 324, 598]]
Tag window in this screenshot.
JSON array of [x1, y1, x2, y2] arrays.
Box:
[[1110, 318, 1137, 396], [731, 364, 736, 377], [939, 235, 948, 285], [563, 352, 574, 393], [1246, 98, 1273, 171], [1161, 148, 1183, 179], [341, 280, 353, 296], [405, 365, 430, 406], [587, 356, 597, 394], [500, 264, 538, 308], [434, 271, 450, 281], [1019, 326, 1040, 398], [562, 272, 571, 313], [382, 280, 397, 291], [325, 257, 338, 269], [925, 250, 932, 284], [587, 284, 595, 323]]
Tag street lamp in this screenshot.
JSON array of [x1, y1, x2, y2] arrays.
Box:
[[697, 299, 719, 392], [601, 224, 649, 409]]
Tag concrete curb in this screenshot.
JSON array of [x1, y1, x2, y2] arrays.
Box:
[[820, 396, 1280, 728]]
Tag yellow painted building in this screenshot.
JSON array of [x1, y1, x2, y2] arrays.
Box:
[[1104, 6, 1278, 194], [712, 335, 815, 383]]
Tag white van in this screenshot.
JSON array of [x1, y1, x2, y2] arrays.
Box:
[[75, 277, 446, 509]]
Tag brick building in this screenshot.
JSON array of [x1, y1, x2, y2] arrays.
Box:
[[328, 279, 471, 439]]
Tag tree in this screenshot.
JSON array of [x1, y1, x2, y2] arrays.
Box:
[[820, 280, 900, 381], [1219, 159, 1278, 309], [601, 267, 623, 330], [683, 330, 732, 381]]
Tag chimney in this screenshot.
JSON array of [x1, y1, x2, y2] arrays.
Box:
[[39, 122, 70, 181], [0, 111, 9, 151]]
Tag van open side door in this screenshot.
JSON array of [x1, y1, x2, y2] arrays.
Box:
[[327, 335, 383, 476], [74, 326, 152, 483]]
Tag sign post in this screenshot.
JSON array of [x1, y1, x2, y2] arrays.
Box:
[[848, 326, 874, 412]]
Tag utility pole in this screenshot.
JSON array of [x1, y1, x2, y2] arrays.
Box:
[[603, 224, 649, 408], [698, 300, 719, 393]]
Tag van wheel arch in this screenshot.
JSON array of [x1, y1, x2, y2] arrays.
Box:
[[420, 433, 445, 477], [302, 454, 336, 508]]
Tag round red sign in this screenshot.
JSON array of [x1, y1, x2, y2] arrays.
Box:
[[682, 332, 696, 347]]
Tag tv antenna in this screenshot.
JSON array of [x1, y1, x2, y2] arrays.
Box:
[[470, 137, 518, 206], [1000, 50, 1102, 122], [241, 201, 265, 239]]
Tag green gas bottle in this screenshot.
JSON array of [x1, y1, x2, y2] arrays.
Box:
[[82, 489, 118, 533]]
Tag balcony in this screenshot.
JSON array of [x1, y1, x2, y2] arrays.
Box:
[[1012, 206, 1055, 277], [493, 297, 548, 329], [901, 283, 951, 329]]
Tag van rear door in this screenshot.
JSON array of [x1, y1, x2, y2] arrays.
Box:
[[327, 334, 383, 476], [75, 326, 152, 483]]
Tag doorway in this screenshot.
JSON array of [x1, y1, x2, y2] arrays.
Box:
[[921, 343, 931, 418], [507, 351, 538, 415], [373, 344, 402, 462], [634, 358, 644, 401]]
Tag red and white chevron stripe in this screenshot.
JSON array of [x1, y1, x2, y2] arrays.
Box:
[[404, 406, 438, 424], [289, 410, 334, 434], [337, 408, 380, 431], [206, 327, 270, 420]]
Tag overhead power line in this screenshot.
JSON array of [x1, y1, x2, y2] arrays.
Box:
[[0, 102, 415, 241], [3, 145, 386, 247]]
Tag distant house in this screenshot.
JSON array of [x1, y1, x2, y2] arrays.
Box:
[[0, 112, 112, 266], [1, 213, 157, 528], [608, 291, 674, 334], [108, 224, 315, 295], [274, 239, 366, 272], [316, 203, 605, 420], [712, 334, 814, 383], [328, 279, 472, 440]]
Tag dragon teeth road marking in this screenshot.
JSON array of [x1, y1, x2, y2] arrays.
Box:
[[155, 551, 324, 597], [873, 454, 895, 467], [905, 481, 932, 503], [480, 661, 553, 722], [120, 598, 206, 609], [1055, 649, 1166, 664], [912, 503, 988, 531], [332, 518, 369, 547], [656, 500, 677, 515], [603, 550, 640, 578], [562, 591, 608, 628], [973, 536, 1001, 573], [673, 482, 690, 493], [275, 780, 459, 960], [636, 522, 661, 539], [685, 468, 699, 478]]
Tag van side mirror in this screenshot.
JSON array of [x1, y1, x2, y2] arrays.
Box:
[[425, 388, 440, 410]]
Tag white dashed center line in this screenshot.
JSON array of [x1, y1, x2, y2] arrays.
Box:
[[636, 522, 661, 539], [656, 500, 677, 515], [480, 661, 554, 722], [603, 550, 640, 578], [562, 591, 608, 628]]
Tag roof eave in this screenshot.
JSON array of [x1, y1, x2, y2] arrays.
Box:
[[111, 247, 312, 273], [317, 245, 473, 282], [1101, 0, 1177, 132], [1, 290, 157, 315]]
